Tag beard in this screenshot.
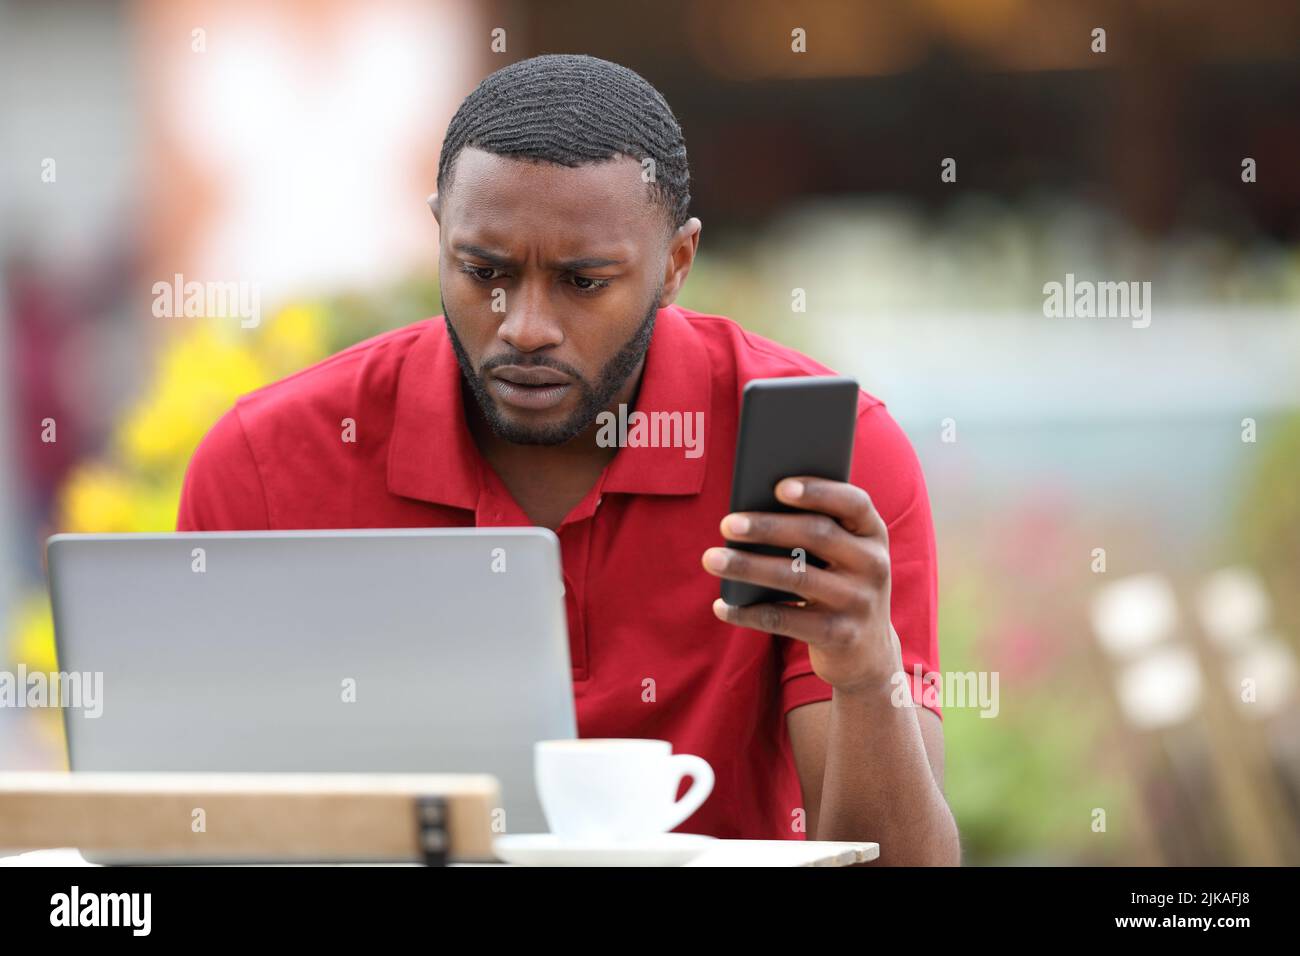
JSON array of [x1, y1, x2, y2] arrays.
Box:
[[443, 283, 662, 446]]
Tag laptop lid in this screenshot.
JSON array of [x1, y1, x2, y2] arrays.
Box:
[[46, 527, 576, 836]]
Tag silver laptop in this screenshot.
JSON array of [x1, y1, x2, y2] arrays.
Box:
[[46, 528, 576, 838]]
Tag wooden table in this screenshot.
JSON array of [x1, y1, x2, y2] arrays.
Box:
[[0, 773, 879, 866]]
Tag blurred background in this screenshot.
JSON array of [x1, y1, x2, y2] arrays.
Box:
[[2, 0, 1298, 864]]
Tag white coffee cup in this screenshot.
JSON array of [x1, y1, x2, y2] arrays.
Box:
[[534, 738, 715, 842]]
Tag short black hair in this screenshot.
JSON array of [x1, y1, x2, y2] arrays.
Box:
[[437, 53, 691, 234]]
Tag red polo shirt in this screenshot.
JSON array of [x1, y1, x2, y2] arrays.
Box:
[[177, 303, 940, 840]]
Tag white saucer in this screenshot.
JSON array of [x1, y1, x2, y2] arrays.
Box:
[[492, 833, 716, 867]]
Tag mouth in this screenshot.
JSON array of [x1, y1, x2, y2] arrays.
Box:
[[489, 366, 574, 411]]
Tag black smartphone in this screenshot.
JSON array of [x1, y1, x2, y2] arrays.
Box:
[[720, 376, 860, 607]]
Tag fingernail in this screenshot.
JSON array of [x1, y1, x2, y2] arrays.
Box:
[[724, 514, 750, 535], [781, 479, 804, 500], [703, 548, 730, 571]]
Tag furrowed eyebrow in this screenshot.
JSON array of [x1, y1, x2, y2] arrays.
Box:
[[453, 243, 515, 267], [553, 255, 625, 271], [453, 243, 625, 272]]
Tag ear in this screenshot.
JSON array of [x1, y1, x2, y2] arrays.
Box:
[[426, 191, 441, 224], [659, 217, 702, 306]]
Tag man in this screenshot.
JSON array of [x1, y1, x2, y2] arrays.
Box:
[[178, 53, 960, 864]]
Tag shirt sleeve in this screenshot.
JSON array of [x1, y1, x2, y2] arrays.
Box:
[[176, 404, 271, 531], [779, 401, 942, 720]]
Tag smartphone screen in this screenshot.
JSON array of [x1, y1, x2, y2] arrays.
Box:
[[720, 376, 860, 607]]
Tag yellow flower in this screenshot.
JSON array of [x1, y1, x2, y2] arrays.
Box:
[[5, 295, 348, 764], [119, 325, 267, 470], [8, 296, 344, 674], [58, 465, 142, 533], [260, 302, 328, 369], [11, 592, 57, 673], [7, 594, 67, 763]]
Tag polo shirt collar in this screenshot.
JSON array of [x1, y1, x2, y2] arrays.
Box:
[[387, 304, 712, 511], [387, 318, 482, 511], [600, 304, 711, 495]]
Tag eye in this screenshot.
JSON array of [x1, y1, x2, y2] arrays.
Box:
[[459, 262, 504, 283], [569, 274, 612, 295]]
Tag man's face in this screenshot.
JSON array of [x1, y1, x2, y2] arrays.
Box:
[[437, 147, 670, 445]]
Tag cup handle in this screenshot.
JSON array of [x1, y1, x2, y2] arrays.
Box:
[[661, 754, 715, 832]]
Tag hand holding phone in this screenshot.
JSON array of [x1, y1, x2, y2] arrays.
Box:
[[703, 376, 909, 697], [719, 376, 859, 607]]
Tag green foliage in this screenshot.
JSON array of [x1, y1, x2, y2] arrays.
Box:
[[940, 573, 1135, 863]]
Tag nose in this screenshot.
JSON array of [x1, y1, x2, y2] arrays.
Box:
[[497, 277, 563, 354]]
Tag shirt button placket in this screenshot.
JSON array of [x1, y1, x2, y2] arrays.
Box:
[[559, 519, 593, 682]]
